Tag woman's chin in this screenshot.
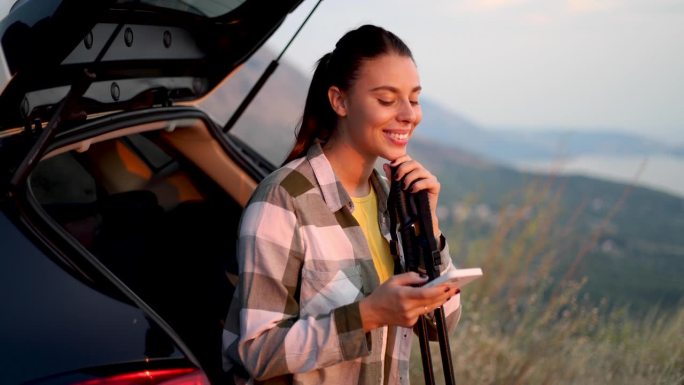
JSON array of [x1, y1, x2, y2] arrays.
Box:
[[380, 149, 408, 162]]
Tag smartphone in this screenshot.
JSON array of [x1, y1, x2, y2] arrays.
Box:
[[423, 267, 483, 289]]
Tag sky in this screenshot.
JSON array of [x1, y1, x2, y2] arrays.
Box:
[[1, 0, 682, 142], [266, 0, 684, 142]]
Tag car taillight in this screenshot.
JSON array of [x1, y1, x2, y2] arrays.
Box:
[[72, 368, 210, 385]]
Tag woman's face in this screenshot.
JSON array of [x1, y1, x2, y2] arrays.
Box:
[[332, 53, 422, 162]]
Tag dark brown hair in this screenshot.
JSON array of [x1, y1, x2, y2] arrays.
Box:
[[282, 25, 414, 164]]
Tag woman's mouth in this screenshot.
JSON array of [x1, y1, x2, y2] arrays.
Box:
[[384, 130, 410, 145]]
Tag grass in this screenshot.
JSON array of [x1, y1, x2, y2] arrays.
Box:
[[410, 178, 684, 385]]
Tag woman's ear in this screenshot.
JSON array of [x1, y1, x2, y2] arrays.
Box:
[[328, 86, 347, 117]]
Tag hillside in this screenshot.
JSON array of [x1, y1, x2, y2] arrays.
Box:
[[410, 138, 684, 311], [200, 46, 308, 165]]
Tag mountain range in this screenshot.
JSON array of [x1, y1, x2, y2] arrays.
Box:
[[419, 99, 684, 163]]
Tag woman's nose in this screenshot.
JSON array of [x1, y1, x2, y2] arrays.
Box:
[[397, 99, 418, 123]]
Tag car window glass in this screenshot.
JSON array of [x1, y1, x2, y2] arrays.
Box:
[[200, 45, 307, 166]]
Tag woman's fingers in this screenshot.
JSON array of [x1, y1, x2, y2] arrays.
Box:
[[419, 287, 459, 317], [389, 158, 421, 181], [384, 157, 419, 183], [389, 154, 413, 168], [360, 273, 459, 329], [390, 271, 429, 286], [386, 157, 442, 234], [382, 163, 392, 181], [401, 280, 457, 313], [407, 176, 440, 194], [387, 159, 439, 194]]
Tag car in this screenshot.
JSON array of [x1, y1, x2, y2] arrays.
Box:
[[0, 0, 303, 383]]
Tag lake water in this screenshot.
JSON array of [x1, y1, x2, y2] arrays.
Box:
[[515, 155, 684, 199]]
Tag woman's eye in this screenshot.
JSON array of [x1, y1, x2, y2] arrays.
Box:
[[378, 99, 394, 106], [410, 100, 420, 106]]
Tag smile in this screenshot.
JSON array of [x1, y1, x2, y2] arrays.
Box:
[[384, 130, 410, 142]]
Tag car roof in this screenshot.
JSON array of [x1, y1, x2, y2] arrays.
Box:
[[0, 0, 301, 130]]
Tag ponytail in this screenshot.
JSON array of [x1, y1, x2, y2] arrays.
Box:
[[283, 53, 336, 164]]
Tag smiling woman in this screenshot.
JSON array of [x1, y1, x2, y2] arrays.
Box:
[[222, 25, 462, 385]]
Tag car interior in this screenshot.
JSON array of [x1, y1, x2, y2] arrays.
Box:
[[28, 116, 251, 381]]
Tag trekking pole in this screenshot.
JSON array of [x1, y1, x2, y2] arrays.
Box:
[[388, 168, 456, 385]]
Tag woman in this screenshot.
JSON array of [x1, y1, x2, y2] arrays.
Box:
[[223, 25, 461, 385]]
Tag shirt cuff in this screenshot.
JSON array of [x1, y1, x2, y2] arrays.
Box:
[[436, 233, 446, 251], [333, 302, 371, 360], [437, 233, 451, 273]]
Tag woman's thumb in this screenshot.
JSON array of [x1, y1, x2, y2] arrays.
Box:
[[392, 271, 429, 286], [382, 163, 391, 180]]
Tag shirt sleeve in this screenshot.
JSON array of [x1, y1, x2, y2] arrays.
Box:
[[235, 182, 370, 380]]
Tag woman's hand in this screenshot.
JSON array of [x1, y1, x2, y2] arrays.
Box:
[[359, 272, 458, 331], [383, 156, 442, 235]]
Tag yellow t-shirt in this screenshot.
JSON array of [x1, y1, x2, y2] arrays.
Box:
[[351, 186, 394, 283]]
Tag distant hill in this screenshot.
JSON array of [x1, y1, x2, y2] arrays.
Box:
[[496, 128, 677, 158], [200, 48, 684, 313], [200, 46, 308, 165], [418, 99, 682, 162]]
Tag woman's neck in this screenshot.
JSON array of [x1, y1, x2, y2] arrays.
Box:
[[323, 139, 376, 198]]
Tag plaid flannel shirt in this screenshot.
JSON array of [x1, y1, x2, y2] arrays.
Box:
[[222, 142, 461, 385]]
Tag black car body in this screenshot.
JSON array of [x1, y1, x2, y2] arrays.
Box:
[[0, 0, 302, 383]]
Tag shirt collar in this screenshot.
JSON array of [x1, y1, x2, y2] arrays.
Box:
[[370, 169, 389, 214], [306, 142, 351, 212], [306, 142, 389, 214]]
